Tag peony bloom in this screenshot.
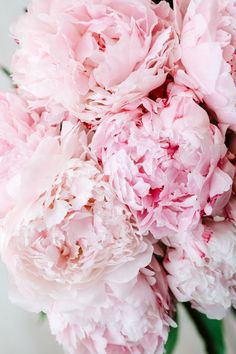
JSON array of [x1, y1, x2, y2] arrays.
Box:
[[11, 0, 179, 123], [48, 259, 173, 354], [0, 92, 32, 217], [1, 123, 152, 312], [175, 0, 236, 130], [0, 92, 56, 218], [164, 219, 236, 319], [91, 90, 233, 241]]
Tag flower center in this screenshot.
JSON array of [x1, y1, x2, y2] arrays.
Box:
[[92, 33, 106, 52]]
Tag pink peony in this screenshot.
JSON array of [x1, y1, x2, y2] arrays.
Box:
[[0, 92, 57, 218], [48, 259, 173, 354], [175, 0, 236, 130], [164, 219, 236, 319], [11, 0, 179, 123], [1, 123, 152, 312], [91, 90, 233, 241], [0, 92, 32, 217]]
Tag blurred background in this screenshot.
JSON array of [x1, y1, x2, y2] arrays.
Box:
[[0, 1, 235, 353]]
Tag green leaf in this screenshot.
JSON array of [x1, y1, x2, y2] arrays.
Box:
[[39, 311, 47, 322], [165, 310, 179, 354], [0, 65, 11, 78], [184, 302, 225, 354]]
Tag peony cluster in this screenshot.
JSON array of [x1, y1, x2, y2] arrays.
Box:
[[0, 0, 235, 353]]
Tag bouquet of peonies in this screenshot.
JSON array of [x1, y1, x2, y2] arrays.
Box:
[[0, 0, 236, 353]]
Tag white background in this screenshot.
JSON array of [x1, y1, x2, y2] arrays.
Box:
[[0, 1, 235, 353]]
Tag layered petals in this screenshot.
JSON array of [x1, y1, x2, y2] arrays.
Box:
[[92, 90, 233, 241], [11, 0, 179, 123], [175, 0, 236, 130], [165, 219, 236, 319], [48, 260, 173, 354], [1, 124, 152, 312]]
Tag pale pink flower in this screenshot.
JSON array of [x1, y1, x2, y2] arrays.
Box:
[[11, 0, 179, 123], [0, 92, 54, 218], [91, 91, 233, 241], [175, 0, 236, 130], [0, 92, 32, 218], [164, 219, 236, 319], [48, 259, 173, 354], [1, 124, 152, 312]]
